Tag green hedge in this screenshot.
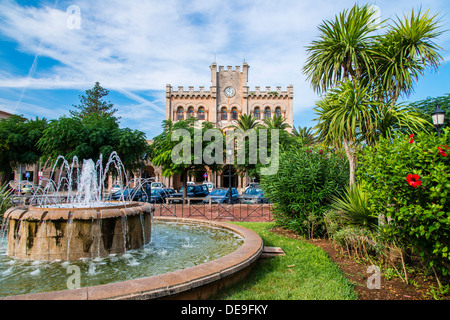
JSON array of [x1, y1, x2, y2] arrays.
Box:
[[260, 146, 349, 238], [359, 128, 450, 275]]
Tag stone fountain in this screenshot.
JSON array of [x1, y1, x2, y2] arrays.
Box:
[[0, 152, 263, 300], [2, 152, 153, 261]]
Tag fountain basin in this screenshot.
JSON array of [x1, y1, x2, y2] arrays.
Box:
[[1, 217, 263, 300], [4, 202, 153, 261]]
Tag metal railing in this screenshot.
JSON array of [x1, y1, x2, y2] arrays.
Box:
[[152, 198, 273, 222]]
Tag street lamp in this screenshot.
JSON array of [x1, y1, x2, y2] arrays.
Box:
[[226, 147, 233, 204], [139, 153, 147, 181], [431, 104, 445, 136]]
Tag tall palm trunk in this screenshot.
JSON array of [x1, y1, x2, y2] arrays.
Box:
[[342, 139, 356, 185]]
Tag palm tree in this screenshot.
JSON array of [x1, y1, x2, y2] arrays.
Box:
[[306, 5, 443, 186], [261, 115, 291, 130], [371, 8, 444, 106], [228, 113, 260, 131], [227, 114, 261, 183], [292, 126, 316, 146], [314, 79, 431, 185], [314, 79, 377, 185], [302, 4, 380, 94]]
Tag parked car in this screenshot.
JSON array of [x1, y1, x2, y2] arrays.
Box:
[[151, 182, 166, 189], [169, 184, 209, 203], [240, 187, 268, 204], [244, 182, 260, 192], [148, 189, 165, 203], [109, 188, 147, 202], [10, 181, 37, 195], [21, 183, 39, 194], [202, 188, 239, 204], [159, 188, 176, 197], [110, 184, 122, 193], [148, 188, 175, 203], [203, 182, 214, 193]]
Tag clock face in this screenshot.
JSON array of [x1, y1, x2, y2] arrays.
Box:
[[224, 87, 235, 97]]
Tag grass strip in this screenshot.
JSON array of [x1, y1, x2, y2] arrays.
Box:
[[211, 222, 357, 300]]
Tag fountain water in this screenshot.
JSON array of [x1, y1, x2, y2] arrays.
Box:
[[2, 152, 153, 261]]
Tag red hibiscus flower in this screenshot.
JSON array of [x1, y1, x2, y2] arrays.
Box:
[[437, 147, 447, 157], [406, 174, 422, 188], [409, 134, 414, 144]]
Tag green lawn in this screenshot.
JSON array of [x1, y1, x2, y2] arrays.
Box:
[[211, 222, 357, 300]]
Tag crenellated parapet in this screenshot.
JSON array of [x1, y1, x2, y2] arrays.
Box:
[[247, 84, 293, 99], [166, 84, 213, 99]]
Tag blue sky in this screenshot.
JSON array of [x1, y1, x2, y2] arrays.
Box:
[[1, 0, 449, 140]]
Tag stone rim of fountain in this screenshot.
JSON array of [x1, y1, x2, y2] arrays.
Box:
[[4, 201, 151, 221], [4, 201, 154, 261], [0, 217, 263, 300]]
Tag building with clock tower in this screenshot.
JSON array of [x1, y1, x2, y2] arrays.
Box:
[[163, 62, 294, 190], [166, 62, 293, 130]]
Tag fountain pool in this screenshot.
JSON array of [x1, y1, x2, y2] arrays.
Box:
[[0, 218, 246, 298], [0, 153, 263, 299]]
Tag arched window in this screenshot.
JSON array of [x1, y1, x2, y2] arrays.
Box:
[[275, 107, 282, 118], [254, 107, 260, 120], [187, 107, 194, 118], [177, 107, 184, 120], [264, 107, 271, 119], [221, 107, 228, 120], [198, 107, 205, 120], [231, 107, 238, 120]]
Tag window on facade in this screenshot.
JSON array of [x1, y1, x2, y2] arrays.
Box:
[[177, 107, 184, 120], [264, 107, 271, 119], [221, 108, 228, 120], [232, 107, 238, 120], [188, 107, 194, 118], [254, 107, 260, 120], [275, 107, 282, 118], [198, 107, 205, 120]]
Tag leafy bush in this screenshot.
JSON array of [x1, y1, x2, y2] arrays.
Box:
[[330, 183, 379, 232], [260, 146, 349, 238], [359, 128, 450, 275]]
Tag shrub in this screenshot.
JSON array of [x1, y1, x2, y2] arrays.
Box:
[[359, 128, 450, 276], [330, 183, 379, 232], [260, 146, 349, 238]]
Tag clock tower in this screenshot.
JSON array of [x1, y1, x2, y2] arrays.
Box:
[[210, 62, 250, 128]]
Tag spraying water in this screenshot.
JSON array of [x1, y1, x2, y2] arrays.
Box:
[[30, 152, 130, 208]]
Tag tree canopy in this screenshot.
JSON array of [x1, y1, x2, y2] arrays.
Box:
[[70, 82, 119, 120], [38, 83, 148, 172], [408, 93, 450, 128], [0, 115, 47, 184], [149, 118, 224, 197]]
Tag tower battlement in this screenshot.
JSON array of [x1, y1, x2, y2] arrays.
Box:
[[166, 84, 212, 99], [249, 85, 293, 98]]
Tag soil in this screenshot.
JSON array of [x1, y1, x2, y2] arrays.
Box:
[[269, 226, 447, 300]]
